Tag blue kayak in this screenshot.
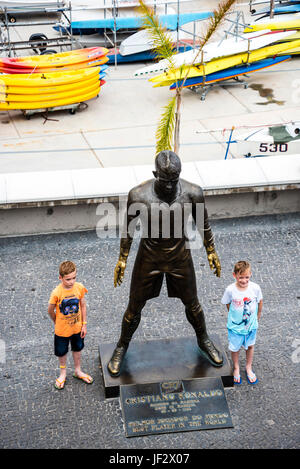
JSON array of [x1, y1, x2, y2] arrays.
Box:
[[253, 4, 300, 16], [70, 11, 212, 33], [169, 56, 291, 90], [106, 44, 192, 64]]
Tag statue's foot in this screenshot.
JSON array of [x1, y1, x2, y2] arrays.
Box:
[[107, 345, 128, 377], [197, 336, 223, 367]]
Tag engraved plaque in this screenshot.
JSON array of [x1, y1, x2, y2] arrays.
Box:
[[120, 377, 233, 437]]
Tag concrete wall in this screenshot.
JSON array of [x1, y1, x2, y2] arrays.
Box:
[[0, 187, 299, 237], [1, 156, 299, 237]]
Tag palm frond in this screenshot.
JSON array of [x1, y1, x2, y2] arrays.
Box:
[[178, 0, 237, 90], [137, 0, 176, 66], [137, 0, 237, 155], [199, 0, 236, 49], [155, 96, 176, 154]]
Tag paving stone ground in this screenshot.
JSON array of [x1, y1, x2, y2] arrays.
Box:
[[0, 213, 299, 449]]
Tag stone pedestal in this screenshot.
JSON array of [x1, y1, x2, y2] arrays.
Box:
[[99, 335, 233, 398]]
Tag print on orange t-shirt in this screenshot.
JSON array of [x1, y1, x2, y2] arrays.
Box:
[[49, 282, 88, 337]]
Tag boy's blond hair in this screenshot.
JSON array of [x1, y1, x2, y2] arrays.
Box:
[[234, 260, 251, 274], [59, 260, 76, 277]]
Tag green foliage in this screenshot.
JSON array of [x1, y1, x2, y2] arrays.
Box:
[[138, 1, 176, 66], [138, 0, 237, 154], [155, 96, 176, 154]]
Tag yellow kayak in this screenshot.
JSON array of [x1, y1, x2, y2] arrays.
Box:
[[0, 67, 100, 87], [278, 45, 300, 55], [0, 85, 100, 110], [150, 40, 300, 87], [244, 18, 300, 32], [0, 75, 99, 95], [0, 81, 100, 102]]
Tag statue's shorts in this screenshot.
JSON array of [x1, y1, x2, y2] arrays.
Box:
[[129, 239, 198, 304]]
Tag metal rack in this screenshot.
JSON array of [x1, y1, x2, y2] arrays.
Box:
[[189, 77, 249, 101], [248, 0, 277, 15], [73, 0, 197, 65], [0, 1, 74, 56], [22, 101, 88, 119], [187, 11, 253, 100]]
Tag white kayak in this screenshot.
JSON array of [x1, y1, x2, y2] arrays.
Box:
[[134, 29, 295, 76], [70, 0, 190, 8], [119, 27, 191, 56], [70, 3, 172, 23], [0, 0, 64, 6]]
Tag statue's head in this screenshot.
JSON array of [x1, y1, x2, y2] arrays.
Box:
[[153, 150, 181, 196], [154, 150, 181, 177], [153, 151, 181, 195]]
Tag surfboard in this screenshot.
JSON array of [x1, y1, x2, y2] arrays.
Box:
[[149, 40, 300, 87], [244, 12, 300, 32], [134, 29, 294, 76], [0, 85, 100, 110], [168, 56, 291, 89], [0, 66, 101, 87]]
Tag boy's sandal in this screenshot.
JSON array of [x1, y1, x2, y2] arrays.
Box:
[[54, 377, 66, 390], [246, 371, 258, 385], [233, 375, 242, 385], [73, 373, 93, 384]]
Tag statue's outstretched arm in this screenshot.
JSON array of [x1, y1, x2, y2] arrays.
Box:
[[203, 207, 221, 278], [114, 193, 137, 287], [192, 191, 221, 278], [114, 237, 132, 287]]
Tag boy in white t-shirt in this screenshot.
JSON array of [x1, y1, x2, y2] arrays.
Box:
[[222, 260, 263, 386]]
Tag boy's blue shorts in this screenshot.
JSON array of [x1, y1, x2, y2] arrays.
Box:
[[54, 333, 84, 357], [228, 329, 257, 352]]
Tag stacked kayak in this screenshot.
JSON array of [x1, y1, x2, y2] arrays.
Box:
[[135, 29, 300, 90], [134, 30, 294, 76], [245, 9, 300, 55], [0, 47, 109, 73], [56, 8, 213, 35], [0, 48, 109, 110], [244, 12, 300, 32]]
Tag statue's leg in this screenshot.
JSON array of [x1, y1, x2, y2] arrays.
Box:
[[107, 299, 145, 377], [184, 299, 223, 367]]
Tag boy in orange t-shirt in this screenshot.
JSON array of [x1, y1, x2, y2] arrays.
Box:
[[48, 260, 93, 390]]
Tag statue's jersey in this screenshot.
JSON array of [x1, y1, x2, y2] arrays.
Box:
[[123, 178, 211, 302]]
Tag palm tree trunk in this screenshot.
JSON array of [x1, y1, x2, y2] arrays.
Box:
[[174, 88, 181, 153], [270, 0, 275, 19]]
